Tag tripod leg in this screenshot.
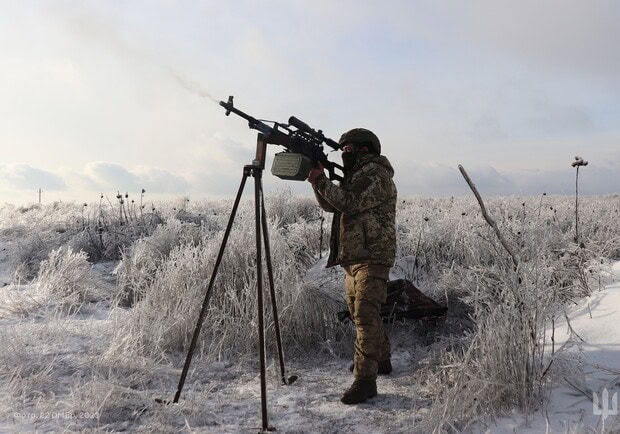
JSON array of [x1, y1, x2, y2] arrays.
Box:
[[172, 170, 249, 404], [254, 169, 270, 431], [259, 181, 298, 386]]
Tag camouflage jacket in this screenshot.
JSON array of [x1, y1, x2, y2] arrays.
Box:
[[312, 153, 397, 268]]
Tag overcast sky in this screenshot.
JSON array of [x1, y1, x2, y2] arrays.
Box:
[[1, 0, 619, 204]]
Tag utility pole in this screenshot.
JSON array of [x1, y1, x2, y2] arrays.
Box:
[[38, 188, 42, 204]]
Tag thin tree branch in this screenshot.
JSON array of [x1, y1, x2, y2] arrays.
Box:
[[458, 164, 519, 269]]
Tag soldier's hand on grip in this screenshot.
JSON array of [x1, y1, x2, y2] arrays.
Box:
[[307, 162, 325, 184]]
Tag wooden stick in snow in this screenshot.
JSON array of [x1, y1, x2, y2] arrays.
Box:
[[458, 164, 519, 269]]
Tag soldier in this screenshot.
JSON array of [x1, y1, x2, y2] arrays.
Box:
[[307, 128, 397, 404]]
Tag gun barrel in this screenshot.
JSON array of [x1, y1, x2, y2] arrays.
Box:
[[220, 97, 273, 135], [220, 98, 255, 123]]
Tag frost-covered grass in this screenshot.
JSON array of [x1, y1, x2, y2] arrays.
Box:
[[1, 193, 619, 432]]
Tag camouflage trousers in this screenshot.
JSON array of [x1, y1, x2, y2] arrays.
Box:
[[344, 263, 391, 380]]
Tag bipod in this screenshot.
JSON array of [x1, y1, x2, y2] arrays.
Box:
[[165, 134, 297, 432]]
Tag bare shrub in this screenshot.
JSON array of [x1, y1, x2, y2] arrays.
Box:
[[266, 190, 320, 227], [279, 219, 326, 270], [10, 231, 69, 282], [265, 189, 299, 227], [394, 197, 493, 284], [115, 219, 204, 306], [403, 194, 612, 431], [36, 247, 98, 312], [417, 261, 558, 432], [108, 208, 348, 363], [0, 318, 87, 413], [64, 380, 150, 428], [296, 195, 322, 221], [0, 327, 58, 402]]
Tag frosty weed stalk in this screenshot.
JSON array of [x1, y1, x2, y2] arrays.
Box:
[[572, 156, 588, 246]]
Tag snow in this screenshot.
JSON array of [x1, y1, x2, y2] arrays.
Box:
[[491, 262, 620, 433], [2, 227, 620, 432]]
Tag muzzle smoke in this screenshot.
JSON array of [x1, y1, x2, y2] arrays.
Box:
[[168, 68, 219, 104]]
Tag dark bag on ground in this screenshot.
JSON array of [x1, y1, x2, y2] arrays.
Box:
[[337, 279, 447, 322]]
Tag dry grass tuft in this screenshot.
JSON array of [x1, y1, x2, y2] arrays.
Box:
[[108, 206, 348, 365], [36, 247, 99, 313]]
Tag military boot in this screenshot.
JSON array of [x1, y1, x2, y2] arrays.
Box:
[[349, 359, 392, 375], [340, 378, 377, 405], [378, 358, 392, 375]]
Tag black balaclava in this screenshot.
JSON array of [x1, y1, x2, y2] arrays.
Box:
[[342, 143, 369, 173], [342, 151, 358, 172]]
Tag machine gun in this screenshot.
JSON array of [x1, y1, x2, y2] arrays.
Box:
[[220, 96, 344, 182], [171, 96, 338, 431]]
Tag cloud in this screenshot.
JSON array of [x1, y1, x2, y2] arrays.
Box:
[[523, 105, 594, 137], [458, 1, 620, 78], [52, 2, 146, 66], [566, 164, 620, 196], [1, 159, 616, 206], [82, 162, 189, 194], [0, 164, 66, 191], [1, 2, 617, 205], [394, 162, 517, 197], [292, 1, 620, 78], [500, 164, 620, 196], [392, 159, 620, 198]]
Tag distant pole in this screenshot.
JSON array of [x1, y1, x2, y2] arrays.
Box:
[[38, 188, 42, 204]]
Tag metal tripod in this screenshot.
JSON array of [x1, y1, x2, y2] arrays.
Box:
[[171, 134, 297, 432]]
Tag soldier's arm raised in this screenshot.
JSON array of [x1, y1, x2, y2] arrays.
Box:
[[312, 186, 336, 213], [312, 165, 391, 215]]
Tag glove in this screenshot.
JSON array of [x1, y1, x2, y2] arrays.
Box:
[[307, 162, 325, 184]]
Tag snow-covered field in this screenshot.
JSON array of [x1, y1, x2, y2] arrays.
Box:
[[0, 241, 434, 433], [1, 196, 619, 433]]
